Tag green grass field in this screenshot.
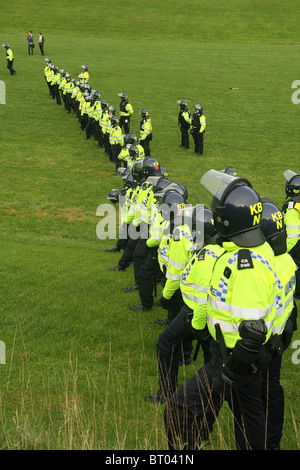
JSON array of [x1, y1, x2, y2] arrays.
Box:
[[0, 0, 300, 450]]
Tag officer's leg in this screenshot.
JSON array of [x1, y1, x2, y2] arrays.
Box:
[[124, 118, 130, 134], [136, 251, 156, 308], [229, 373, 266, 450], [153, 305, 194, 400], [198, 132, 204, 155], [261, 356, 284, 450], [55, 85, 61, 105], [132, 238, 149, 287], [164, 347, 223, 450]]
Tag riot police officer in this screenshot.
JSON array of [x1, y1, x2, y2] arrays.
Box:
[[178, 100, 191, 149], [165, 170, 278, 450]]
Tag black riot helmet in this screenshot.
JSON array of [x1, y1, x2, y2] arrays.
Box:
[[129, 144, 139, 159], [156, 190, 186, 225], [128, 133, 138, 144], [141, 108, 149, 119], [132, 157, 160, 183], [284, 170, 300, 202], [110, 115, 119, 127], [222, 167, 238, 177], [145, 176, 171, 192], [101, 100, 108, 110], [211, 178, 265, 247], [161, 182, 188, 202], [191, 206, 216, 245], [260, 198, 287, 255], [107, 188, 125, 204]]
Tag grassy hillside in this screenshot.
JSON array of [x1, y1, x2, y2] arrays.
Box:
[[0, 0, 299, 449]]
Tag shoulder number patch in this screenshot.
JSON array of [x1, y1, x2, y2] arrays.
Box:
[[238, 249, 254, 270]]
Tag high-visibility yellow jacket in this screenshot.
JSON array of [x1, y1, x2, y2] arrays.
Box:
[[162, 223, 194, 300], [51, 73, 61, 86], [180, 244, 224, 328], [109, 126, 124, 146], [140, 118, 152, 141], [6, 48, 13, 61], [272, 252, 296, 335], [283, 201, 300, 252], [199, 114, 206, 133], [120, 101, 133, 117], [78, 71, 89, 83], [207, 240, 277, 349]]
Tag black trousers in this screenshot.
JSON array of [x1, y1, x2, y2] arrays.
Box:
[[140, 136, 151, 156], [156, 304, 212, 399], [80, 113, 89, 130], [65, 92, 73, 112], [119, 116, 130, 134], [111, 144, 122, 171], [39, 43, 44, 55], [7, 60, 16, 75], [192, 130, 204, 155], [52, 84, 61, 105], [133, 237, 150, 286], [138, 249, 161, 308], [86, 118, 95, 138], [94, 121, 104, 147], [180, 126, 190, 149], [164, 344, 266, 450], [118, 234, 139, 270], [261, 328, 294, 449]]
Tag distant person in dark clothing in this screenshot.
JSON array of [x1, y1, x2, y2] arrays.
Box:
[[27, 31, 34, 55], [38, 33, 45, 55]]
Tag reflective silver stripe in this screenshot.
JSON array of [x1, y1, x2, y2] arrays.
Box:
[[209, 295, 273, 319], [194, 285, 209, 293], [193, 296, 207, 305], [231, 303, 274, 320], [182, 293, 195, 302], [166, 272, 181, 281], [287, 233, 300, 238], [169, 259, 186, 269], [180, 279, 194, 288], [286, 224, 300, 229], [207, 315, 239, 333]]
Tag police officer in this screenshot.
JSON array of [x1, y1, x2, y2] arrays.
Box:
[[145, 207, 223, 404], [80, 92, 91, 130], [165, 170, 278, 450], [44, 58, 53, 95], [64, 73, 74, 113], [50, 65, 61, 105], [130, 175, 172, 312], [122, 158, 162, 294], [2, 44, 16, 75], [78, 65, 89, 83], [118, 93, 134, 134], [99, 100, 109, 153], [260, 198, 297, 450], [139, 109, 152, 156], [190, 104, 206, 155], [109, 116, 124, 175], [282, 170, 300, 299], [178, 100, 191, 149]]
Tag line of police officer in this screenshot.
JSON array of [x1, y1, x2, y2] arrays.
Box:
[[43, 58, 299, 450], [43, 58, 153, 175]]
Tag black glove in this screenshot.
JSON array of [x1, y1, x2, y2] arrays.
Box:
[[190, 324, 211, 343], [211, 369, 236, 399], [159, 295, 171, 310]]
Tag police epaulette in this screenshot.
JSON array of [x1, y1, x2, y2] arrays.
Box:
[[237, 249, 254, 270], [197, 248, 206, 261]]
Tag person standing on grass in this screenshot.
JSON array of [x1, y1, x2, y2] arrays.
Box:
[[178, 100, 191, 149], [38, 33, 45, 55], [2, 44, 16, 75], [27, 31, 34, 55], [164, 171, 279, 450]]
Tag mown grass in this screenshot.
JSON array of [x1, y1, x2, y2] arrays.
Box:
[[0, 0, 299, 450]]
